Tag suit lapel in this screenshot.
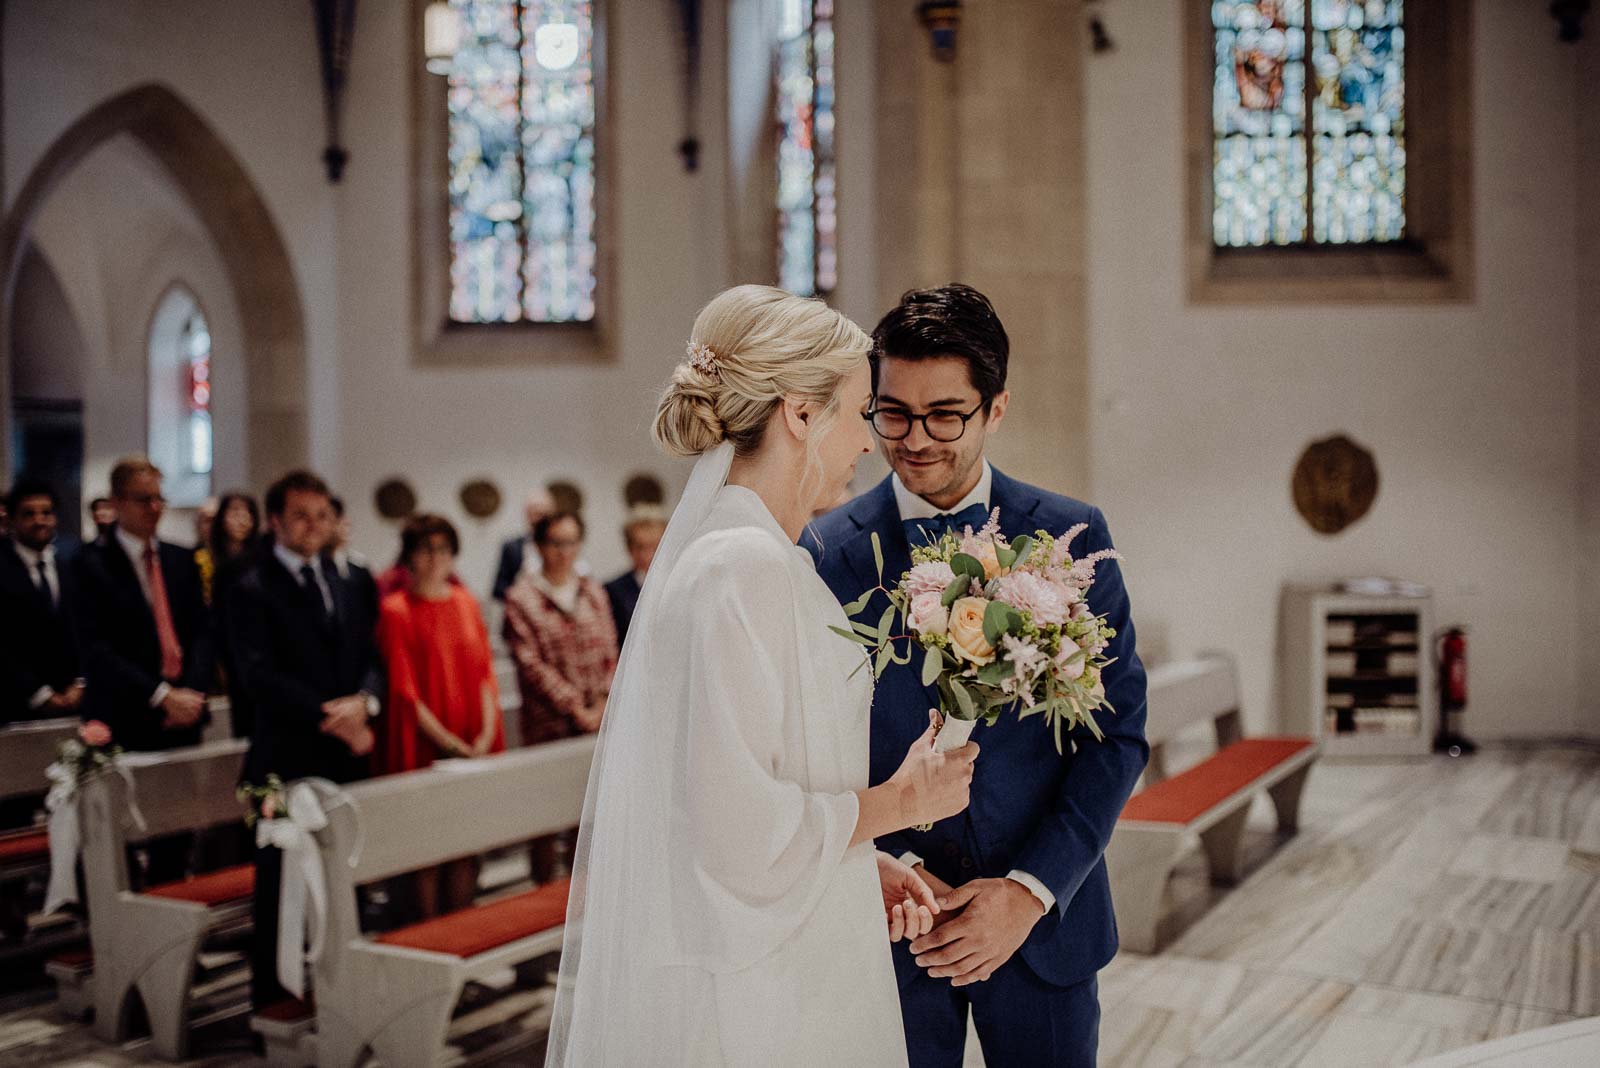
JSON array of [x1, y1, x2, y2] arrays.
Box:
[[989, 467, 1044, 542], [103, 538, 158, 632], [840, 477, 910, 592]]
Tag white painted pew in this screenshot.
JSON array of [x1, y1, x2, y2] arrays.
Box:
[[1107, 655, 1318, 954], [76, 739, 250, 1059], [0, 717, 78, 881], [270, 735, 594, 1068]]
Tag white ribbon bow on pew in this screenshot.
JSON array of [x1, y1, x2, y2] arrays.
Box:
[[256, 782, 334, 1000], [43, 760, 146, 915]]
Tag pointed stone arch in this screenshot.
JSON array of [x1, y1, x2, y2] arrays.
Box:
[[0, 82, 306, 488]]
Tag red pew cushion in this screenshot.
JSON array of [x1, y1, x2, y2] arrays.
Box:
[[0, 828, 49, 864], [1120, 738, 1314, 825], [143, 863, 255, 905], [376, 878, 570, 958]]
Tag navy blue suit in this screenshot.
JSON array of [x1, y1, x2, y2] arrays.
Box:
[[803, 469, 1148, 1066]]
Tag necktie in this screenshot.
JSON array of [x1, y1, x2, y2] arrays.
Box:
[[300, 564, 332, 620], [144, 545, 185, 680], [33, 559, 54, 609], [901, 501, 992, 548]]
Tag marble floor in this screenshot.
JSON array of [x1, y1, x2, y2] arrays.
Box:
[[1, 744, 1595, 1067]]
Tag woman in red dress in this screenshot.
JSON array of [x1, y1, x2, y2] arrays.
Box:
[[375, 513, 504, 917]]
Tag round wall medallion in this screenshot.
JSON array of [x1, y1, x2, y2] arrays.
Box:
[[1292, 434, 1379, 535], [373, 478, 418, 521], [623, 472, 666, 507], [547, 479, 584, 516], [459, 478, 502, 519]]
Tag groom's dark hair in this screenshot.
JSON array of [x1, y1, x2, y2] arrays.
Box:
[[870, 284, 1009, 404]]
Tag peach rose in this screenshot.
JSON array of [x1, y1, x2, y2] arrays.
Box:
[[79, 721, 112, 748], [947, 596, 997, 666]]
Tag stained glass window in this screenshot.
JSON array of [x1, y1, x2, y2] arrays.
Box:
[[181, 314, 213, 478], [1212, 0, 1404, 248], [775, 0, 836, 297], [447, 0, 596, 323]]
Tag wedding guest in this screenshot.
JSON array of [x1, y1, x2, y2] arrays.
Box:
[[491, 487, 554, 601], [503, 510, 617, 880], [326, 496, 367, 580], [72, 457, 214, 884], [0, 478, 83, 727], [205, 491, 261, 737], [88, 497, 117, 544], [229, 469, 383, 1010], [602, 505, 667, 646], [192, 496, 219, 588], [73, 457, 213, 753], [375, 513, 504, 917]]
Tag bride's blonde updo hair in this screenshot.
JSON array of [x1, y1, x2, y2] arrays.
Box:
[[654, 285, 872, 459]]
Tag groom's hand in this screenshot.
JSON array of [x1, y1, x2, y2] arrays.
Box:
[[910, 878, 1047, 987]]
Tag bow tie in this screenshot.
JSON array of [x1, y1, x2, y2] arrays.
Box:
[[902, 502, 992, 548]]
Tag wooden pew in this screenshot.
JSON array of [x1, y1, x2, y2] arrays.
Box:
[[0, 717, 78, 883], [76, 739, 250, 1059], [268, 736, 592, 1068], [1107, 655, 1318, 954]]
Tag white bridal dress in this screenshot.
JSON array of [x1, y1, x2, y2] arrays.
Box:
[[545, 444, 907, 1066]]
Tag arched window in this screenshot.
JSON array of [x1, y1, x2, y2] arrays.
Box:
[[147, 287, 212, 507], [775, 0, 835, 298], [446, 0, 598, 324]]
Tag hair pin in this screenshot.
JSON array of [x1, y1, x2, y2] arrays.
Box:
[[687, 341, 721, 378]]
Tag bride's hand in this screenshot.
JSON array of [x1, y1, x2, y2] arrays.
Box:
[[877, 852, 938, 943], [890, 711, 978, 828]]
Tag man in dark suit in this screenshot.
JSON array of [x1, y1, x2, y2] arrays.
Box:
[[72, 457, 212, 753], [229, 470, 383, 1009], [491, 487, 554, 602], [804, 286, 1148, 1067], [601, 506, 666, 646], [0, 478, 84, 728], [71, 457, 214, 886]]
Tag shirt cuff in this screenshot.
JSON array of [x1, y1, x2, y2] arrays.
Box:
[[28, 686, 55, 710], [360, 691, 381, 718], [149, 682, 172, 709], [898, 851, 926, 870], [1006, 869, 1056, 914]]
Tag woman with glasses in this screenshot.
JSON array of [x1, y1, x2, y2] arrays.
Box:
[[503, 510, 618, 881]]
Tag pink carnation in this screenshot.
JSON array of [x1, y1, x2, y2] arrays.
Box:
[[992, 571, 1073, 626], [903, 560, 956, 599], [79, 721, 112, 748]]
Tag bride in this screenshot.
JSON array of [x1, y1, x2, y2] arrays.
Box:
[[545, 286, 979, 1065]]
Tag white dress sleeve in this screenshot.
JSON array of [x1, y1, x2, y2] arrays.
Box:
[[669, 529, 861, 970]]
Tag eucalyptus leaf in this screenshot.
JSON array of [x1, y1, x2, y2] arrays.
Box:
[[828, 625, 878, 648], [995, 542, 1017, 571], [876, 605, 896, 642], [874, 642, 893, 678], [975, 661, 1012, 687], [948, 676, 978, 720], [871, 531, 884, 580], [890, 642, 913, 666], [950, 553, 986, 584], [1009, 535, 1036, 570], [850, 620, 882, 638], [982, 599, 1016, 645], [940, 574, 971, 608], [921, 646, 943, 686], [843, 589, 875, 616]]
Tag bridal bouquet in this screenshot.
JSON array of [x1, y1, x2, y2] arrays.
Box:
[[831, 511, 1121, 757]]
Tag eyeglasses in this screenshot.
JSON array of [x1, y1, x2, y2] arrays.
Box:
[[120, 493, 167, 507], [864, 401, 987, 443]]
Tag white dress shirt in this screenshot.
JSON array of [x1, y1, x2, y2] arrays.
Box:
[[14, 538, 67, 709], [888, 459, 1057, 914]]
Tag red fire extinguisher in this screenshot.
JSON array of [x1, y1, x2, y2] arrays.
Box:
[[1434, 626, 1476, 756]]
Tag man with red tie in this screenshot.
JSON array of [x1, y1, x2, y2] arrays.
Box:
[[72, 457, 213, 753]]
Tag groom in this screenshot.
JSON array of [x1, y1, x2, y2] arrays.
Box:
[[804, 285, 1148, 1066]]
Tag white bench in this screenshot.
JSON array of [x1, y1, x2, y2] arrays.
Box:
[[261, 735, 594, 1068], [76, 739, 250, 1059], [1107, 655, 1318, 953], [0, 717, 78, 883]]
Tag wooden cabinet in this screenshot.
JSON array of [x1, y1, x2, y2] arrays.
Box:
[[1279, 586, 1437, 758]]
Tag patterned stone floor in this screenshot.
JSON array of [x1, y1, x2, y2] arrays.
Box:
[[1, 744, 1595, 1066]]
